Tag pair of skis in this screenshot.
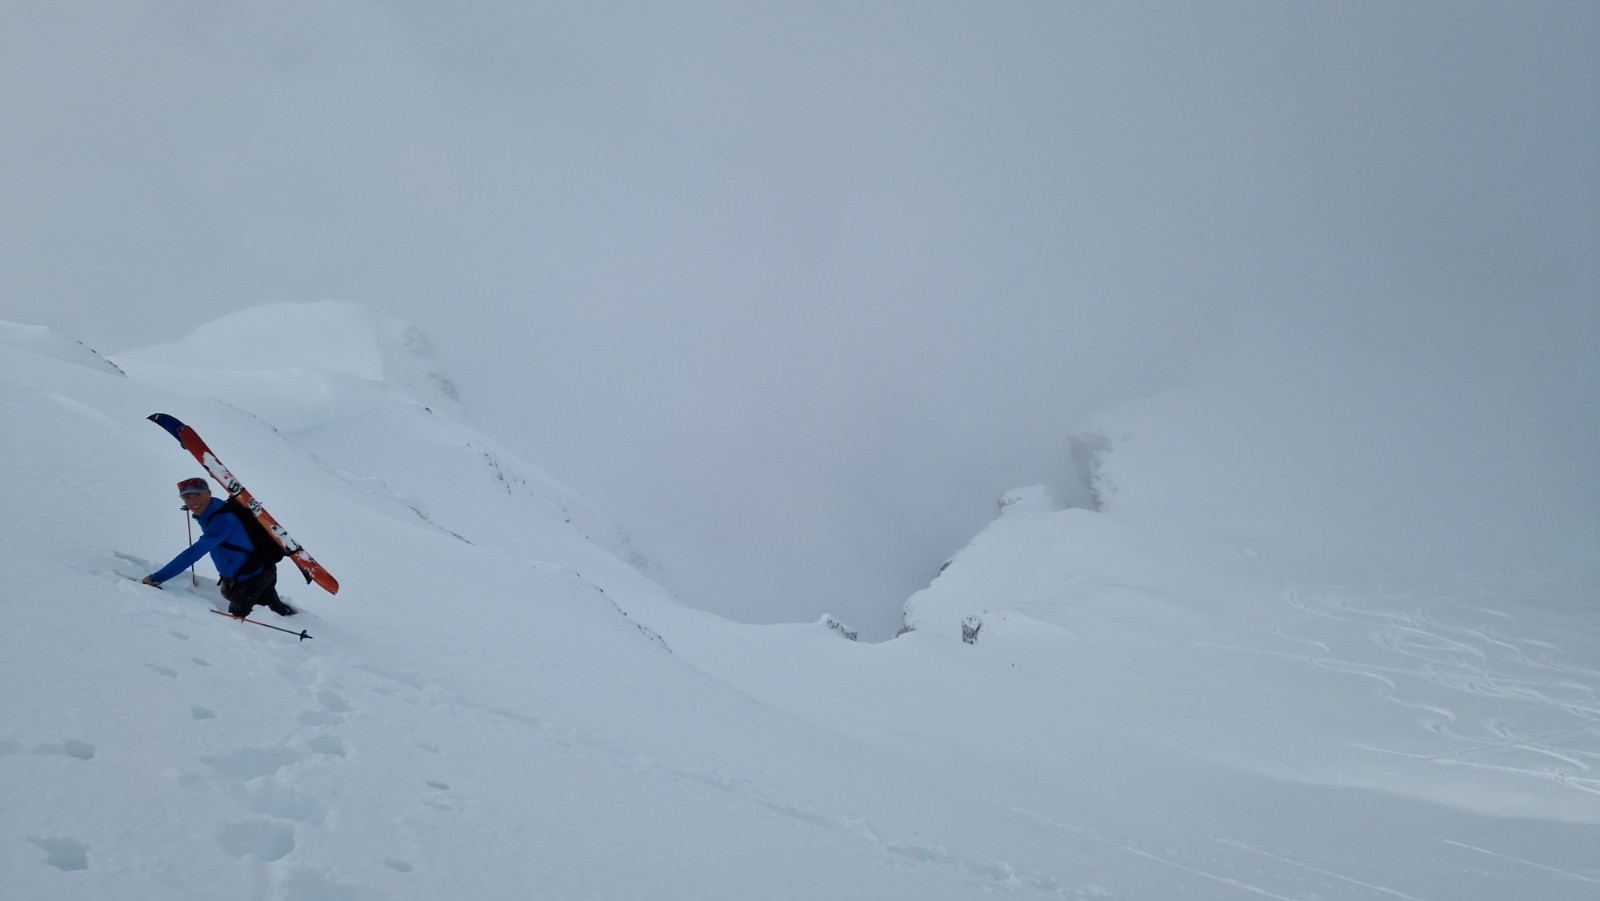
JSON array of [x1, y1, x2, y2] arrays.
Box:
[[147, 413, 340, 596]]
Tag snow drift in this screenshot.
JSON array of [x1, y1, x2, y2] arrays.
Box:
[[2, 303, 1596, 900]]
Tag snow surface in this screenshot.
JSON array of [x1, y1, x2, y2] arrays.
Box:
[[2, 304, 1597, 900]]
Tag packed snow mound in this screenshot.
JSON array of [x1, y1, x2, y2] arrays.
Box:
[[0, 321, 124, 376], [114, 300, 459, 411], [903, 502, 1168, 641]]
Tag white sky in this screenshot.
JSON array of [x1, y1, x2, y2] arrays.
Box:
[[5, 2, 1596, 637]]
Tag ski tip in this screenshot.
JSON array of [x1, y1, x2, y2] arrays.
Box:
[[147, 413, 185, 438]]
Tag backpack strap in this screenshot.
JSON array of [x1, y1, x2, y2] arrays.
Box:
[[220, 497, 286, 578]]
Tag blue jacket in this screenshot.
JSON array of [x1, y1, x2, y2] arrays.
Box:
[[147, 497, 260, 585]]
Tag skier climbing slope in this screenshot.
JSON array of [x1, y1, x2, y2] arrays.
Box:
[[146, 413, 339, 595], [143, 476, 298, 619]]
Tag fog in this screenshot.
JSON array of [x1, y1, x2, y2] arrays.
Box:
[[5, 2, 1596, 637]]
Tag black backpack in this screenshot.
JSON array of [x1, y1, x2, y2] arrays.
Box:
[[217, 497, 288, 577]]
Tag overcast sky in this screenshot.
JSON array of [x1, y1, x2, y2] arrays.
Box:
[[5, 2, 1596, 637]]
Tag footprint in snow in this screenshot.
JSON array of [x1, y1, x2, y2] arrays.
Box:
[[297, 709, 342, 727], [216, 820, 295, 862], [278, 867, 377, 898], [305, 734, 348, 758], [191, 707, 217, 720], [383, 859, 414, 873], [245, 783, 329, 827], [144, 663, 178, 678], [422, 780, 459, 812], [294, 689, 352, 728], [200, 746, 301, 782], [29, 836, 89, 871], [316, 690, 352, 714], [32, 740, 95, 760], [276, 664, 317, 689]]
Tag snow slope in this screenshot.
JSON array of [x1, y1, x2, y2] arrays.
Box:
[[2, 304, 1596, 900]]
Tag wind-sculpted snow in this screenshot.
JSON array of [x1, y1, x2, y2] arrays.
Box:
[[901, 494, 1599, 812], [0, 321, 124, 376], [2, 309, 1598, 899], [114, 300, 460, 413], [110, 302, 654, 579]]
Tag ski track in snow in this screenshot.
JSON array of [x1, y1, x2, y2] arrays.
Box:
[[1213, 839, 1428, 901], [1441, 839, 1600, 885], [1004, 805, 1321, 901], [1243, 584, 1600, 800]]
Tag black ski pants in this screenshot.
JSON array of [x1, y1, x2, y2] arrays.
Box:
[[220, 566, 281, 617]]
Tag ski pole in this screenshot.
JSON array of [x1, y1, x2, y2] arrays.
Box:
[[210, 609, 313, 641], [182, 506, 198, 587]]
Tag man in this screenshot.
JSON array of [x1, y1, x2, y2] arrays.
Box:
[[143, 477, 297, 618]]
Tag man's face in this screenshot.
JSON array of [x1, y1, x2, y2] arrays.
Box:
[[182, 490, 211, 515]]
